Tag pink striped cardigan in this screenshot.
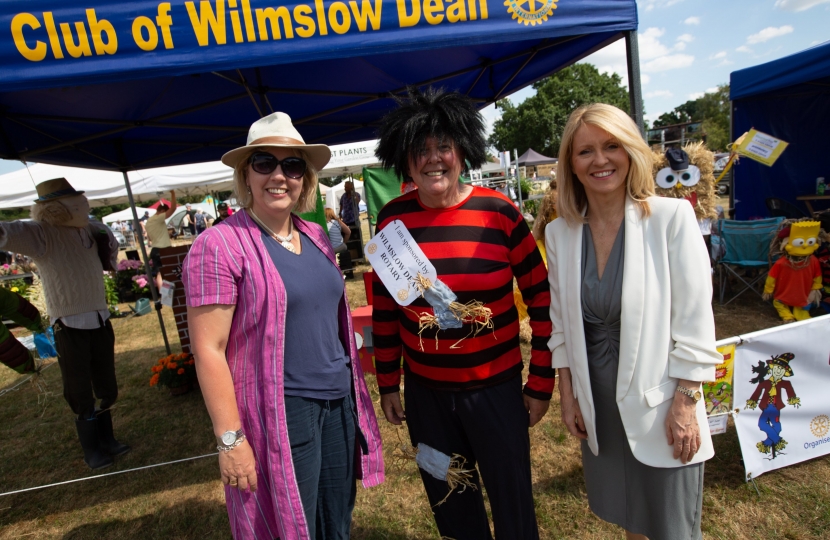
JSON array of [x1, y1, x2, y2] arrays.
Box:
[[182, 209, 384, 540]]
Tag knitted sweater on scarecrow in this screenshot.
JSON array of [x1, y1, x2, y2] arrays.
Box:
[[0, 220, 115, 319]]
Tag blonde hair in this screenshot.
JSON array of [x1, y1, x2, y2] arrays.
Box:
[[324, 207, 337, 222], [232, 148, 319, 214], [557, 103, 653, 225], [30, 200, 72, 225]]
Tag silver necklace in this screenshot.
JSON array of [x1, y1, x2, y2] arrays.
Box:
[[249, 210, 295, 253]]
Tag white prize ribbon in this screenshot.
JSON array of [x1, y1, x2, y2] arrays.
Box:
[[365, 220, 436, 306]]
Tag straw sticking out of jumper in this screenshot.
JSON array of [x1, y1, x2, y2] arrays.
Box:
[[408, 273, 494, 351]]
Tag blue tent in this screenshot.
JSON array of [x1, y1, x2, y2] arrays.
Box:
[[0, 0, 640, 170], [730, 41, 830, 219], [0, 0, 641, 352]]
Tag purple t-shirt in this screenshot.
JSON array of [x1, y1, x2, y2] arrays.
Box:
[[259, 227, 351, 399]]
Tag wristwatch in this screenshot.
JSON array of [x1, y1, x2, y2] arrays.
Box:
[[676, 385, 702, 403], [216, 429, 245, 452]]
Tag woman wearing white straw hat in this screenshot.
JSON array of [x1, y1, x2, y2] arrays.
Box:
[[182, 112, 384, 540]]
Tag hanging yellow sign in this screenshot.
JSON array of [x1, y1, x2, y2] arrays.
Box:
[[735, 129, 789, 167]]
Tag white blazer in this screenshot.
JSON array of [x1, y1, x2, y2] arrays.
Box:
[[545, 196, 721, 468]]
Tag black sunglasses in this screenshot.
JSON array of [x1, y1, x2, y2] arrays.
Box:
[[248, 152, 307, 179]]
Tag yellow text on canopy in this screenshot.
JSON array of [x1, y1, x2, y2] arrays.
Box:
[[10, 0, 490, 62]]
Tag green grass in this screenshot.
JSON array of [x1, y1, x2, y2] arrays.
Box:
[[0, 272, 828, 539]]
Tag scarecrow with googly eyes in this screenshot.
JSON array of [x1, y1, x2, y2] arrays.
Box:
[[762, 219, 825, 322], [652, 143, 719, 235]]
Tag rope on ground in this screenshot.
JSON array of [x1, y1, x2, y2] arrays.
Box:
[[0, 452, 218, 498]]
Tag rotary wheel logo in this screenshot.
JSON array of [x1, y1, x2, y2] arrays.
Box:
[[366, 243, 377, 255], [810, 415, 829, 438], [397, 289, 409, 301], [505, 0, 558, 26]]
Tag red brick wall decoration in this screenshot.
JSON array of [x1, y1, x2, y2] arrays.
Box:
[[158, 245, 192, 353]]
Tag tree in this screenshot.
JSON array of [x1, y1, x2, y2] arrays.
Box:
[[652, 85, 730, 151], [488, 64, 630, 158]]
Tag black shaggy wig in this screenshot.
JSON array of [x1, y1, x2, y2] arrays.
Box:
[[375, 87, 488, 181]]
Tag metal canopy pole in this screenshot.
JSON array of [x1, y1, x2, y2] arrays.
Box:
[[514, 148, 523, 210], [121, 170, 171, 355], [625, 30, 645, 139]]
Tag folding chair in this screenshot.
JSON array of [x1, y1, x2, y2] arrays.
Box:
[[714, 217, 784, 305]]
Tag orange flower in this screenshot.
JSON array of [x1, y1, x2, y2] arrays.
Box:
[[177, 368, 185, 375], [167, 362, 178, 370], [149, 374, 159, 386]]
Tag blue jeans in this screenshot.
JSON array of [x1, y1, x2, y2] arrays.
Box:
[[758, 403, 782, 447], [284, 393, 356, 540]]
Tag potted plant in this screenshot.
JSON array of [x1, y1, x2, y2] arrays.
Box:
[[150, 353, 198, 396], [115, 259, 143, 302], [131, 273, 152, 298]]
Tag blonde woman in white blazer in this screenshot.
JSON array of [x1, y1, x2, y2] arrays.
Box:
[[546, 104, 721, 540]]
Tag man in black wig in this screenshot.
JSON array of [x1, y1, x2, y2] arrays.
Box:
[[371, 87, 553, 539]]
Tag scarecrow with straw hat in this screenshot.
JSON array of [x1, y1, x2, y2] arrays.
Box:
[[745, 353, 801, 455], [0, 178, 130, 470]]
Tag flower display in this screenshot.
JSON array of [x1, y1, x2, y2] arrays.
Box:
[[149, 352, 197, 392], [117, 259, 143, 272], [131, 273, 150, 295]]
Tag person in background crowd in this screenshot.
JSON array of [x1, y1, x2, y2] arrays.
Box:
[[212, 202, 230, 226], [324, 207, 353, 279], [180, 211, 192, 237], [194, 209, 207, 236], [145, 191, 177, 291], [372, 87, 552, 540], [547, 103, 720, 540], [185, 203, 197, 236], [0, 178, 130, 470], [339, 180, 361, 231], [183, 112, 383, 539], [139, 210, 150, 223]]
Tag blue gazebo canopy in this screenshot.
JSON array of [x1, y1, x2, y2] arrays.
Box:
[[730, 41, 830, 219], [0, 0, 638, 171]]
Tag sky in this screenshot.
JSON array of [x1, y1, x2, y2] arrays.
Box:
[[1, 0, 828, 175], [480, 0, 830, 137]]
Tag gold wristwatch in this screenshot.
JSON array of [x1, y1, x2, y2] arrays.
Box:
[[676, 385, 702, 403]]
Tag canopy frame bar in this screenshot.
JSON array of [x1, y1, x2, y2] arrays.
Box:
[[5, 33, 594, 170], [6, 116, 122, 168], [117, 166, 171, 356], [625, 30, 645, 138], [19, 93, 250, 159]]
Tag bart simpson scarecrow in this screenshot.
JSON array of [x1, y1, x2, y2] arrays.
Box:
[[745, 353, 800, 455], [763, 220, 823, 322]]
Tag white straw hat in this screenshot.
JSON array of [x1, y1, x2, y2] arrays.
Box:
[[222, 112, 331, 171]]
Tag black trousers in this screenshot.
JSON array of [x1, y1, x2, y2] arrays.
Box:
[[404, 373, 539, 540], [54, 319, 118, 416]]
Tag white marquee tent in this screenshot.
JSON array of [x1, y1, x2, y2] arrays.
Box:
[[0, 140, 380, 210]]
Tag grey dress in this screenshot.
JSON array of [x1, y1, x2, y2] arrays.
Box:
[[580, 223, 704, 540]]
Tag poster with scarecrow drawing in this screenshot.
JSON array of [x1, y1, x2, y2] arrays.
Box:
[[733, 315, 830, 480]]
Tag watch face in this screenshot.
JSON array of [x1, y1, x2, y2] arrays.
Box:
[[694, 391, 702, 401], [221, 432, 237, 445]]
